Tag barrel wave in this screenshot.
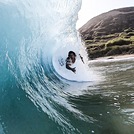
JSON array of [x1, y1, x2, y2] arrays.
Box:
[[1, 1, 134, 134], [0, 0, 95, 134]]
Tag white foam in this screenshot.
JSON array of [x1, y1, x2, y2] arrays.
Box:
[[52, 44, 93, 82]]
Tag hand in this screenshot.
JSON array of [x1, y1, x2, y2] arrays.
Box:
[[72, 67, 76, 73]]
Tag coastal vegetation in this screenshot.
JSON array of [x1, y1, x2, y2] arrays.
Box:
[[86, 29, 134, 59]]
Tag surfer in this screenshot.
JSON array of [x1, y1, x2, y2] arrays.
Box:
[[66, 51, 76, 73]]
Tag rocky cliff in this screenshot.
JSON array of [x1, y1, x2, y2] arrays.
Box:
[[79, 7, 134, 59]]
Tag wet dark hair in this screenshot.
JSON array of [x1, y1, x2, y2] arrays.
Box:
[[68, 51, 76, 57]]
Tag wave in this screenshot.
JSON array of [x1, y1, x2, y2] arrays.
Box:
[[0, 0, 95, 133]]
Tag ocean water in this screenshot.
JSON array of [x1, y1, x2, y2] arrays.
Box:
[[0, 0, 134, 134]]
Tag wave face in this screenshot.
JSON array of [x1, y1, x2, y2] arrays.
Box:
[[0, 0, 94, 134]]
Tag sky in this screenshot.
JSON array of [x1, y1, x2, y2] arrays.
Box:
[[76, 0, 134, 29]]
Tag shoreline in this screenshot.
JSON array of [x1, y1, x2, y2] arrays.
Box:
[[91, 54, 134, 61]]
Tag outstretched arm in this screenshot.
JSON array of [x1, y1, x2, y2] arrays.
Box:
[[66, 64, 76, 73], [79, 54, 84, 64]]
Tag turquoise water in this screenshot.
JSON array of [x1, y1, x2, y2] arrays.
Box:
[[0, 0, 134, 134]]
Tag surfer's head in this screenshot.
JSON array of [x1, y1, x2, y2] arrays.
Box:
[[68, 51, 76, 58], [68, 51, 76, 64]]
